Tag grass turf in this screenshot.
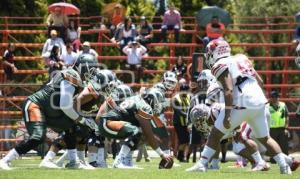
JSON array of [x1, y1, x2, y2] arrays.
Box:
[[0, 157, 299, 179]]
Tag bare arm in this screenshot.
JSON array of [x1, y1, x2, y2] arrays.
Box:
[[136, 111, 160, 150], [218, 70, 233, 129]]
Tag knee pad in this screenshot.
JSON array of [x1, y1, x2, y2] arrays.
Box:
[[232, 141, 246, 154], [124, 132, 141, 151], [53, 135, 66, 150], [15, 139, 43, 155], [88, 134, 105, 148], [63, 131, 77, 149]]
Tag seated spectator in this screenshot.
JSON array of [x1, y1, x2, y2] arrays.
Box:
[[172, 56, 187, 80], [110, 4, 124, 35], [122, 41, 147, 83], [47, 45, 64, 78], [202, 16, 225, 47], [42, 30, 66, 60], [111, 17, 137, 50], [79, 41, 98, 59], [61, 44, 78, 67], [66, 20, 81, 53], [137, 16, 153, 48], [2, 43, 17, 82], [46, 6, 69, 41], [161, 4, 181, 43]]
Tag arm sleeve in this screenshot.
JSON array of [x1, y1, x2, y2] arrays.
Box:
[[60, 80, 80, 120]]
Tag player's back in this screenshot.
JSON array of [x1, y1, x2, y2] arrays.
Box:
[[212, 54, 267, 108]]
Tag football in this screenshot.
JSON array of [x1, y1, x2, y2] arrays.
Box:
[[158, 158, 174, 169]]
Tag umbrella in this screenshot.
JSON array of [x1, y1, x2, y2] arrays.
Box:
[[196, 6, 232, 27], [101, 2, 126, 18], [48, 2, 80, 15]]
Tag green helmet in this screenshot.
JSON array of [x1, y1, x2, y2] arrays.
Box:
[[73, 53, 99, 81]]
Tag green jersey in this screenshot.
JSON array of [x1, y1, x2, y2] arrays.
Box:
[[101, 95, 153, 126], [28, 68, 82, 118]]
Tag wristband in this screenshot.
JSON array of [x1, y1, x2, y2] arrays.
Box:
[[155, 147, 164, 156]]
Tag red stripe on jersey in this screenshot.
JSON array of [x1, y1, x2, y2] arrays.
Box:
[[212, 63, 226, 77]]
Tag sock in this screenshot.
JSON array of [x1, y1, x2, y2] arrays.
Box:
[[236, 155, 243, 165], [282, 153, 293, 166], [77, 150, 85, 162], [199, 146, 216, 166], [44, 151, 56, 161], [67, 149, 77, 163], [2, 148, 19, 163], [273, 153, 288, 167], [163, 149, 171, 155], [124, 151, 133, 166], [56, 151, 68, 165], [211, 158, 220, 168], [251, 151, 264, 165], [114, 145, 130, 165], [97, 148, 105, 164], [88, 152, 98, 163]]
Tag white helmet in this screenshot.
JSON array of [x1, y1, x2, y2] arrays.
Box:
[[162, 71, 178, 90], [189, 104, 211, 134], [205, 39, 231, 69], [197, 69, 216, 89], [111, 84, 134, 104], [142, 88, 165, 115]]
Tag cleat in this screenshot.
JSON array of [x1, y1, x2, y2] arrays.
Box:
[[280, 165, 292, 174], [251, 162, 270, 171], [39, 159, 61, 169], [0, 160, 12, 170], [186, 162, 207, 172], [290, 159, 300, 171], [208, 164, 220, 170], [65, 161, 95, 170], [55, 160, 64, 168], [145, 158, 151, 162], [113, 162, 143, 169], [97, 161, 108, 168]]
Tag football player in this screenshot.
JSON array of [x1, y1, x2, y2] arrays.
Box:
[[40, 69, 118, 169], [98, 87, 173, 169], [186, 39, 292, 174], [0, 68, 96, 170]]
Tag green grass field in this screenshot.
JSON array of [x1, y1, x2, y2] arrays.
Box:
[[0, 157, 298, 179]]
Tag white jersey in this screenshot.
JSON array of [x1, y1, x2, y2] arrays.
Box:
[[206, 82, 224, 105], [211, 54, 267, 108]]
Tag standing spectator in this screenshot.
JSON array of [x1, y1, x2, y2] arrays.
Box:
[[79, 41, 98, 59], [61, 44, 78, 67], [268, 90, 289, 162], [111, 17, 138, 50], [2, 43, 17, 81], [161, 4, 181, 43], [172, 82, 191, 162], [66, 20, 81, 53], [110, 4, 124, 35], [202, 16, 225, 47], [122, 41, 147, 83], [47, 45, 64, 78], [42, 30, 66, 60], [46, 6, 69, 41], [172, 56, 187, 80], [137, 16, 153, 48]]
